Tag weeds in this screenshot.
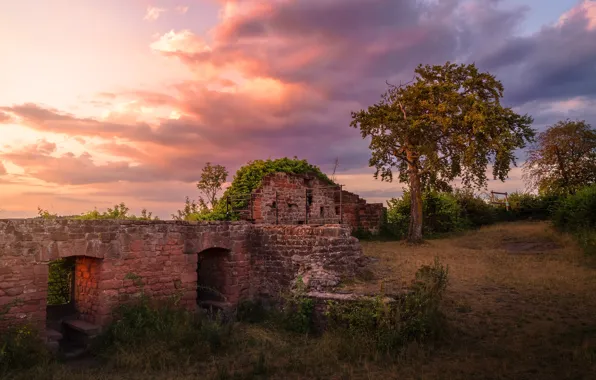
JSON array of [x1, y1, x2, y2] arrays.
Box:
[[94, 294, 231, 370], [0, 325, 52, 375], [325, 257, 448, 356]]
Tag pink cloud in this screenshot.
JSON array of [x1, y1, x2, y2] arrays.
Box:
[[175, 5, 189, 14], [144, 6, 166, 21]]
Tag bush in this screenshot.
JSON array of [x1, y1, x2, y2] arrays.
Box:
[[552, 185, 596, 255], [220, 157, 336, 216], [507, 192, 559, 220], [325, 258, 448, 355], [386, 191, 465, 238], [0, 325, 51, 374], [95, 296, 232, 370], [453, 189, 496, 228]]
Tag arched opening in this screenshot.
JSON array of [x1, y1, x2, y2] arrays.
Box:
[[45, 256, 103, 354], [197, 248, 230, 306]]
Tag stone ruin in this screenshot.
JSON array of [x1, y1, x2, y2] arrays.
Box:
[[0, 219, 365, 345], [236, 172, 386, 235]]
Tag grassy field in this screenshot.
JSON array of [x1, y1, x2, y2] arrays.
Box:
[[6, 221, 596, 379]]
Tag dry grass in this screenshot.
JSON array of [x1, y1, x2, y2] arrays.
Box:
[[346, 221, 596, 379], [6, 221, 596, 379]]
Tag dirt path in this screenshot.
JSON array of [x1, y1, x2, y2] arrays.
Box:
[[353, 221, 596, 379]]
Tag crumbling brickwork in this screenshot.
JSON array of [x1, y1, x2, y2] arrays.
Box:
[[0, 219, 363, 336], [245, 172, 386, 235], [250, 225, 364, 297]]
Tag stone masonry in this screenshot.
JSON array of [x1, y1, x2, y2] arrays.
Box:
[[246, 172, 386, 235], [0, 219, 363, 336]]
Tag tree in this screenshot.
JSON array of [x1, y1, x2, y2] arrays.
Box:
[[197, 162, 228, 209], [523, 119, 596, 195], [351, 62, 535, 243]]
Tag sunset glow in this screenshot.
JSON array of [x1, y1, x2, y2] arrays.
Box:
[[1, 0, 594, 218]]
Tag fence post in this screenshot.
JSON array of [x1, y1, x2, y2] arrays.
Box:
[[275, 191, 279, 225], [339, 185, 343, 225]]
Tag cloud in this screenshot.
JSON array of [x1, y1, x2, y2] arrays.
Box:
[[479, 0, 596, 107], [144, 6, 166, 21], [0, 161, 6, 175], [0, 111, 12, 123], [175, 5, 189, 14], [3, 0, 596, 206]]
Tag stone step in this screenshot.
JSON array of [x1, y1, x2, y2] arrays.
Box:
[[62, 319, 101, 349], [199, 300, 232, 310], [63, 319, 101, 336], [46, 328, 63, 342]]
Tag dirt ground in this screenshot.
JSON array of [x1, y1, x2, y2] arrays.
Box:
[[345, 221, 596, 379]]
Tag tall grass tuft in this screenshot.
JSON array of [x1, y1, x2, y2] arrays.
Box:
[[94, 295, 232, 370], [324, 257, 449, 357]]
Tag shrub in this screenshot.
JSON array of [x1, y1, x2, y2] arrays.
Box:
[[95, 295, 232, 370], [220, 157, 336, 215], [324, 258, 448, 355], [507, 192, 557, 220], [0, 325, 51, 374], [386, 191, 465, 238], [552, 185, 596, 254], [47, 259, 74, 305], [279, 276, 315, 334], [453, 189, 496, 228]]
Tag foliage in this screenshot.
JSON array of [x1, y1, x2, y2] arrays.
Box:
[[222, 157, 335, 213], [325, 258, 448, 354], [95, 294, 232, 370], [171, 196, 232, 221], [351, 61, 535, 242], [0, 325, 51, 374], [386, 191, 466, 238], [507, 192, 562, 220], [552, 185, 596, 255], [279, 276, 315, 334], [453, 188, 496, 228], [37, 203, 159, 220], [196, 162, 228, 209], [523, 119, 596, 195], [47, 259, 74, 305]]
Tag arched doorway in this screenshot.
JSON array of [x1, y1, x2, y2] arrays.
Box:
[[197, 247, 231, 304]]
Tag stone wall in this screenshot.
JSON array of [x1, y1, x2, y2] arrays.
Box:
[[250, 224, 365, 297], [252, 173, 339, 225], [340, 190, 385, 235], [0, 219, 363, 335], [74, 257, 101, 323], [246, 172, 386, 235]]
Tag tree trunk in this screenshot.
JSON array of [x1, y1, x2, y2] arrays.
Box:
[[407, 151, 424, 244]]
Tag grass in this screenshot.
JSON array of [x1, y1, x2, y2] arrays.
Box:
[[4, 221, 596, 379]]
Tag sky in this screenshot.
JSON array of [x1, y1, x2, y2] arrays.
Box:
[[1, 0, 595, 219]]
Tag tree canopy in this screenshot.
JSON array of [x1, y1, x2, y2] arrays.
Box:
[[523, 119, 596, 195], [196, 162, 228, 209], [351, 62, 535, 242]]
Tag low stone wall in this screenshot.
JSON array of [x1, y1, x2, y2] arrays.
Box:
[[0, 219, 364, 335], [250, 225, 364, 296]]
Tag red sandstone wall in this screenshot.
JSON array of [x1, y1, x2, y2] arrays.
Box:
[[249, 225, 365, 298], [245, 173, 386, 235], [74, 257, 101, 323], [0, 220, 252, 330], [251, 173, 340, 225], [0, 219, 362, 337]]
